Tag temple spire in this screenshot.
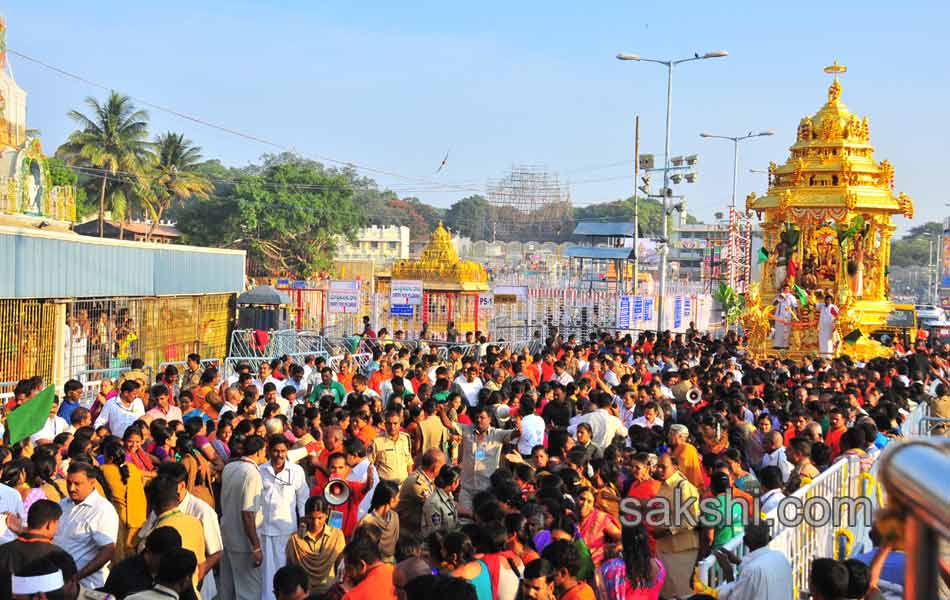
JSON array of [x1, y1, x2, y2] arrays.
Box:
[[823, 60, 847, 104]]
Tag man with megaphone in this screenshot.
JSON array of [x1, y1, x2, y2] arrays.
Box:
[[311, 451, 375, 540]]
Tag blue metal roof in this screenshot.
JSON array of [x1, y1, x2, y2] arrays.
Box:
[[562, 246, 634, 260], [572, 221, 636, 237], [0, 226, 246, 299]]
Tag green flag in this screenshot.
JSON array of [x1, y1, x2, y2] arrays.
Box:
[[843, 329, 863, 344], [794, 284, 809, 306], [6, 385, 55, 444], [757, 247, 769, 264]]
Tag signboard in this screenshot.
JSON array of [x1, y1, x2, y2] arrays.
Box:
[[330, 280, 359, 292], [643, 298, 654, 322], [328, 290, 360, 314], [673, 296, 683, 329], [478, 294, 494, 309], [886, 308, 916, 329], [390, 279, 423, 305], [276, 278, 291, 287], [633, 296, 644, 322], [292, 280, 307, 289], [390, 304, 413, 317], [684, 296, 692, 321], [617, 296, 632, 329]]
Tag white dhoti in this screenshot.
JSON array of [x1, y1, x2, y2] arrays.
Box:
[[818, 303, 839, 357], [220, 549, 262, 600], [773, 321, 791, 348], [260, 534, 291, 600]]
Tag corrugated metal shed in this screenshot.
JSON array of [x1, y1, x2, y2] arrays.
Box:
[[572, 222, 636, 237], [0, 225, 246, 299], [562, 246, 634, 260]]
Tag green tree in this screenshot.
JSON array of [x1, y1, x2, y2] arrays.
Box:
[[176, 161, 363, 276], [57, 92, 151, 237], [890, 221, 943, 268], [146, 132, 212, 241], [444, 195, 491, 239]]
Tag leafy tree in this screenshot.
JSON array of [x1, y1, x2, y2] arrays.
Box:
[[57, 92, 151, 236], [445, 195, 491, 239], [890, 221, 942, 268], [145, 132, 212, 241], [176, 161, 363, 277]]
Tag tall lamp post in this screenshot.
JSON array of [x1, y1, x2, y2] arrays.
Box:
[[616, 50, 727, 333], [700, 130, 774, 208]]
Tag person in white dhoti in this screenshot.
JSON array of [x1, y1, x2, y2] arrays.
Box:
[[817, 293, 840, 358], [772, 285, 798, 349], [258, 435, 308, 600]]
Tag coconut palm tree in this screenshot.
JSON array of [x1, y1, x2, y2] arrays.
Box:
[[59, 92, 151, 237], [146, 132, 212, 241]]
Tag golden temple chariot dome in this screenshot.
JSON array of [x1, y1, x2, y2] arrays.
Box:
[[392, 222, 489, 291], [742, 62, 914, 360]]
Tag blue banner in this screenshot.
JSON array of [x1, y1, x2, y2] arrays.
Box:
[[617, 296, 631, 329], [674, 296, 682, 329], [633, 296, 644, 322], [643, 298, 654, 322], [391, 304, 413, 317]]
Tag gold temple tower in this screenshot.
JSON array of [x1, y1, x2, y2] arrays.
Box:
[[743, 62, 914, 360], [389, 222, 489, 337]]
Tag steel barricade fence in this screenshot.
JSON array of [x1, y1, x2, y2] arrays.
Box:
[[223, 352, 330, 381], [902, 400, 931, 437], [74, 366, 131, 384], [80, 380, 102, 408], [918, 416, 950, 436], [696, 456, 864, 595], [328, 353, 372, 373]]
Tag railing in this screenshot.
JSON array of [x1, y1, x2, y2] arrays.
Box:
[[697, 456, 867, 596], [156, 358, 222, 378], [878, 438, 950, 600], [328, 353, 372, 374], [902, 400, 931, 437]]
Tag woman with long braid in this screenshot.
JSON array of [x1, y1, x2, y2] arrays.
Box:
[[100, 436, 146, 561]]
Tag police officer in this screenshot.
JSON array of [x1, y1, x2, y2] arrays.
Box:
[[421, 465, 460, 538]]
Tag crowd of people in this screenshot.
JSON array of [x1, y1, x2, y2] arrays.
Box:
[[1, 323, 946, 600]]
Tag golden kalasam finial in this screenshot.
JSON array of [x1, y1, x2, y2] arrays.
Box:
[[824, 61, 847, 104]]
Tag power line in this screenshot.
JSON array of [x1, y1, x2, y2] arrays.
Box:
[[9, 47, 481, 195]]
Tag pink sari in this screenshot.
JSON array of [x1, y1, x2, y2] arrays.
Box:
[[578, 508, 616, 566]]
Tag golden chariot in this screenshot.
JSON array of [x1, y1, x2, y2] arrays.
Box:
[[743, 62, 914, 361]]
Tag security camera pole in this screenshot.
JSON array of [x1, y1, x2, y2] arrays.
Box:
[[617, 49, 727, 333]]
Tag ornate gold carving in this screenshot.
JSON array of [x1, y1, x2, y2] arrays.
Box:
[[878, 160, 894, 189], [845, 190, 858, 210], [862, 117, 870, 140], [820, 116, 838, 141], [792, 158, 806, 186], [828, 79, 842, 104], [745, 192, 757, 213], [897, 192, 914, 219], [740, 283, 774, 358], [797, 117, 813, 141], [392, 222, 488, 288]]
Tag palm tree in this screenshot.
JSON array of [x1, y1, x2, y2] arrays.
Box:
[[59, 92, 151, 237], [146, 132, 212, 241]]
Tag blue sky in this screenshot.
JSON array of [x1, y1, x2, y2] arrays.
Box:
[[7, 1, 947, 231]]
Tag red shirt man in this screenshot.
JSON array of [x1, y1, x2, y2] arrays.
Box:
[[310, 453, 373, 538]]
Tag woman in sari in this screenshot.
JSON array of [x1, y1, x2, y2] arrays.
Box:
[[123, 427, 155, 479], [100, 437, 146, 561], [576, 486, 621, 567], [599, 523, 666, 600], [177, 433, 216, 509], [624, 453, 660, 554]]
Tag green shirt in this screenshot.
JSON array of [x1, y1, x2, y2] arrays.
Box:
[[309, 381, 347, 405], [704, 494, 745, 549]]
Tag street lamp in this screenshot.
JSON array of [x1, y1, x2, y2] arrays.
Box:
[[700, 130, 774, 208], [616, 49, 727, 333]]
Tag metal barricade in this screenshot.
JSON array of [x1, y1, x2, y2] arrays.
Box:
[[918, 416, 950, 436], [902, 400, 931, 437], [74, 366, 131, 384], [697, 456, 865, 596], [80, 380, 103, 408]]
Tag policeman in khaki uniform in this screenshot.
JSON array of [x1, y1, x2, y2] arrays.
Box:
[[421, 465, 461, 538], [369, 409, 414, 484], [395, 449, 445, 536]]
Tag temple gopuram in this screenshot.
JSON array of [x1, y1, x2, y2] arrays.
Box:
[[390, 222, 489, 336], [743, 62, 914, 360], [0, 17, 76, 225]]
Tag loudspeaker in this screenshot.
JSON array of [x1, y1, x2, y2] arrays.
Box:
[[686, 388, 703, 405], [323, 479, 350, 506]]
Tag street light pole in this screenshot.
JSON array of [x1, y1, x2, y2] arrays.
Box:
[[617, 50, 727, 333], [700, 130, 775, 208]]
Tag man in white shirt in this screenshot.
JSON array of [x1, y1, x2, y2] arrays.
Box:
[[220, 435, 267, 600], [760, 431, 793, 483], [567, 393, 628, 449], [455, 366, 484, 407], [0, 480, 26, 544], [53, 462, 119, 589], [380, 363, 415, 404], [616, 389, 638, 429], [31, 396, 70, 444], [553, 361, 574, 386], [517, 396, 545, 457], [758, 466, 787, 515], [715, 523, 793, 600], [93, 379, 145, 439], [631, 401, 664, 430], [258, 435, 308, 600]]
